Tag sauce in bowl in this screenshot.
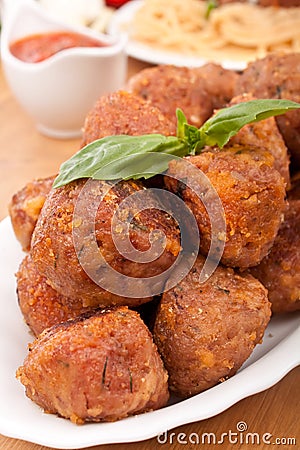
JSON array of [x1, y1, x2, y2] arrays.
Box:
[[10, 31, 109, 63]]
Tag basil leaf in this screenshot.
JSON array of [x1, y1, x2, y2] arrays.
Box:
[[53, 134, 188, 188], [92, 152, 179, 181], [53, 98, 300, 187], [198, 99, 300, 149]]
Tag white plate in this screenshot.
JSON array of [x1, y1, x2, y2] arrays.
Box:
[[0, 215, 299, 449], [108, 1, 247, 71]]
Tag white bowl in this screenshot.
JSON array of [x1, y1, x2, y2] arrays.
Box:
[[0, 0, 127, 138]]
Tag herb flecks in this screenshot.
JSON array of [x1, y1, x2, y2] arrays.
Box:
[[128, 368, 133, 393], [215, 285, 230, 295], [53, 99, 300, 188], [102, 356, 108, 386], [53, 253, 58, 269]]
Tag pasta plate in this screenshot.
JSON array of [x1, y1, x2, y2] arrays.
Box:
[[0, 215, 299, 449], [108, 0, 300, 72], [108, 1, 248, 71]]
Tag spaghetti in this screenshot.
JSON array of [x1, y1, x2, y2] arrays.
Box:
[[126, 0, 300, 64]]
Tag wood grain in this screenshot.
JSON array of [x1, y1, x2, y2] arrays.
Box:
[[0, 58, 299, 450]]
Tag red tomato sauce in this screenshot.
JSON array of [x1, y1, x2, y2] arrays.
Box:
[[9, 31, 109, 63]]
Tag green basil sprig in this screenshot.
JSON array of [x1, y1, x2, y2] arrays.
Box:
[[205, 0, 218, 19], [197, 98, 300, 148], [54, 134, 189, 187], [53, 99, 300, 188]]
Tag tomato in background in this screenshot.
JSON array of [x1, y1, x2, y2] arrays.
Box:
[[105, 0, 131, 7]]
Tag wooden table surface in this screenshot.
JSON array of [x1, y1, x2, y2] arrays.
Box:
[[0, 57, 299, 450]]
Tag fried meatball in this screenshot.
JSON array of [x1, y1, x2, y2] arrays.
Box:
[[153, 255, 271, 398], [193, 63, 239, 110], [126, 65, 213, 128], [31, 179, 181, 307], [235, 53, 300, 167], [16, 307, 169, 423], [16, 255, 93, 336], [227, 93, 290, 188], [259, 0, 300, 5], [81, 90, 176, 147], [9, 176, 54, 251], [165, 145, 286, 268], [218, 0, 300, 6], [249, 200, 300, 313]]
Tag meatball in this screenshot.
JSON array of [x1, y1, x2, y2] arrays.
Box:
[[126, 65, 213, 128], [153, 255, 271, 398], [249, 200, 300, 313], [235, 53, 300, 167], [31, 178, 181, 307], [258, 0, 300, 6], [16, 255, 93, 336], [218, 0, 300, 6], [9, 176, 54, 251], [227, 93, 290, 188], [165, 145, 286, 268], [16, 307, 169, 423], [81, 90, 176, 147], [193, 63, 239, 110]]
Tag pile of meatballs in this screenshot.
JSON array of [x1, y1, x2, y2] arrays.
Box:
[[10, 52, 300, 424]]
